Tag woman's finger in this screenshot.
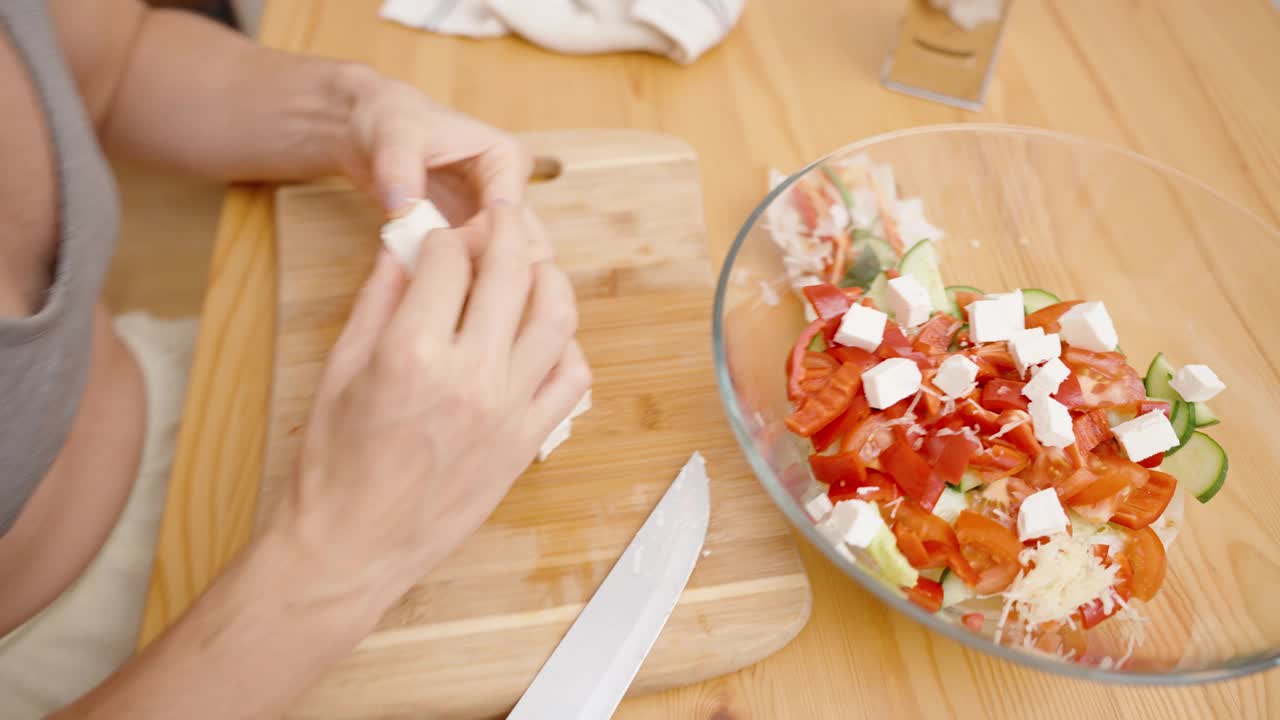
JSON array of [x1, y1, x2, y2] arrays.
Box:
[[372, 121, 428, 215], [320, 250, 408, 394], [458, 203, 534, 360], [466, 136, 532, 208], [386, 226, 475, 348], [509, 262, 578, 399], [525, 341, 593, 442]]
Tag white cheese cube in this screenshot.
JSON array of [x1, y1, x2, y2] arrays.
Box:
[[969, 291, 1025, 343], [1017, 487, 1071, 541], [805, 492, 834, 521], [1028, 396, 1075, 448], [934, 354, 979, 398], [1111, 409, 1181, 461], [1059, 301, 1118, 352], [537, 390, 592, 462], [1022, 356, 1071, 400], [886, 275, 933, 328], [862, 357, 922, 409], [1169, 364, 1225, 403], [1008, 327, 1062, 375], [834, 304, 887, 352], [379, 199, 450, 272], [824, 499, 886, 548]]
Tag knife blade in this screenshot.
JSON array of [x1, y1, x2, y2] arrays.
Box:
[[508, 452, 711, 720]]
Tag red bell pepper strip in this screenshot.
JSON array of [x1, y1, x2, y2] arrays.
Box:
[[802, 283, 854, 322], [880, 440, 945, 511]]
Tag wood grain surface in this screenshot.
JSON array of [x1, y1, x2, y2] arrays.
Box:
[[260, 130, 808, 719], [141, 0, 1280, 717]]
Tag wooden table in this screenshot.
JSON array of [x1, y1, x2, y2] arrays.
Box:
[[141, 0, 1280, 716]]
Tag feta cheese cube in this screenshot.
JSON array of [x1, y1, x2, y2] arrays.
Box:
[[1111, 409, 1181, 461], [1059, 301, 1118, 352], [1017, 487, 1071, 541], [537, 390, 592, 462], [1028, 396, 1075, 448], [969, 291, 1025, 342], [1008, 327, 1062, 375], [805, 492, 834, 521], [822, 499, 887, 548], [934, 354, 979, 398], [1170, 364, 1225, 403], [834, 304, 888, 352], [1022, 356, 1071, 400], [862, 357, 922, 409], [886, 275, 933, 328], [380, 199, 450, 272]]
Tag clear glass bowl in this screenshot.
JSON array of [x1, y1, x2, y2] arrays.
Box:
[[712, 124, 1280, 684]]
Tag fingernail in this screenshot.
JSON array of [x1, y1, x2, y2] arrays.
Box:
[[383, 184, 413, 215]]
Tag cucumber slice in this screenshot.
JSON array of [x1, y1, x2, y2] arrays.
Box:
[[1021, 288, 1060, 314], [958, 469, 984, 493], [931, 486, 969, 524], [1194, 402, 1221, 428], [865, 272, 890, 312], [841, 244, 883, 289], [1159, 431, 1228, 503], [945, 285, 983, 320], [1144, 353, 1178, 402], [941, 569, 975, 608], [898, 240, 949, 319], [1166, 400, 1196, 455], [868, 522, 919, 588]]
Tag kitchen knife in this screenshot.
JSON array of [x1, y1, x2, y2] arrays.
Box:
[[508, 452, 711, 720]]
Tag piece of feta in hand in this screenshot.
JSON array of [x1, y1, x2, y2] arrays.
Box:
[[1169, 364, 1226, 403], [537, 390, 592, 462], [379, 199, 451, 272]]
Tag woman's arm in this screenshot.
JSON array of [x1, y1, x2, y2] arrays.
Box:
[[50, 0, 530, 217], [52, 524, 390, 719]]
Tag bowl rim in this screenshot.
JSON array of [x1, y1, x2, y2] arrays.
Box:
[[711, 122, 1280, 685]]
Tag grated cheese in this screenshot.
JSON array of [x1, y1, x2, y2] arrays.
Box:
[[990, 415, 1029, 440], [1000, 532, 1120, 627], [856, 485, 878, 497], [884, 496, 905, 519]]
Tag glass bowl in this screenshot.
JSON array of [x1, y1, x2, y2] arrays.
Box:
[[712, 124, 1280, 684]]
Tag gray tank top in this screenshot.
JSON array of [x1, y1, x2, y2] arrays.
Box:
[[0, 2, 120, 534]]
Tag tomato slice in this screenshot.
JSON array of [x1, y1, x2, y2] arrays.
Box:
[[904, 577, 944, 613], [892, 499, 962, 569], [827, 346, 879, 371], [809, 451, 867, 487], [970, 444, 1031, 483], [1072, 408, 1113, 453], [880, 441, 945, 511], [1024, 300, 1084, 333], [1122, 525, 1167, 601], [793, 351, 839, 396], [1111, 469, 1175, 530], [981, 378, 1030, 412], [1061, 346, 1146, 409], [1078, 552, 1133, 630], [1137, 452, 1165, 469], [1020, 446, 1075, 491], [787, 317, 839, 401], [831, 469, 900, 505], [932, 433, 979, 487], [958, 399, 1003, 433], [914, 313, 963, 354], [802, 283, 854, 322], [1138, 399, 1173, 419], [962, 613, 985, 632], [785, 362, 864, 437], [811, 394, 871, 453], [1053, 372, 1087, 410], [994, 409, 1041, 457], [955, 510, 1024, 593], [840, 411, 898, 461]]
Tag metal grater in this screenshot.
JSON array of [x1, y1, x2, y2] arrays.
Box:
[[881, 0, 1012, 111]]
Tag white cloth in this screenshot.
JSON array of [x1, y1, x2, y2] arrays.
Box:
[[0, 313, 198, 719], [379, 0, 744, 65]]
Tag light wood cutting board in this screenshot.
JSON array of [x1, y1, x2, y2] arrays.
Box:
[[262, 130, 811, 720]]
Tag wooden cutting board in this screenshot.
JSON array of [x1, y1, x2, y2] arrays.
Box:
[[262, 129, 811, 720]]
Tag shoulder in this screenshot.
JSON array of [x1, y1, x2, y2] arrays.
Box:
[[47, 0, 147, 128]]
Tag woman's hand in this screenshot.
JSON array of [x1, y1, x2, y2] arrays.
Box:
[[334, 67, 528, 219], [272, 202, 590, 606]]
